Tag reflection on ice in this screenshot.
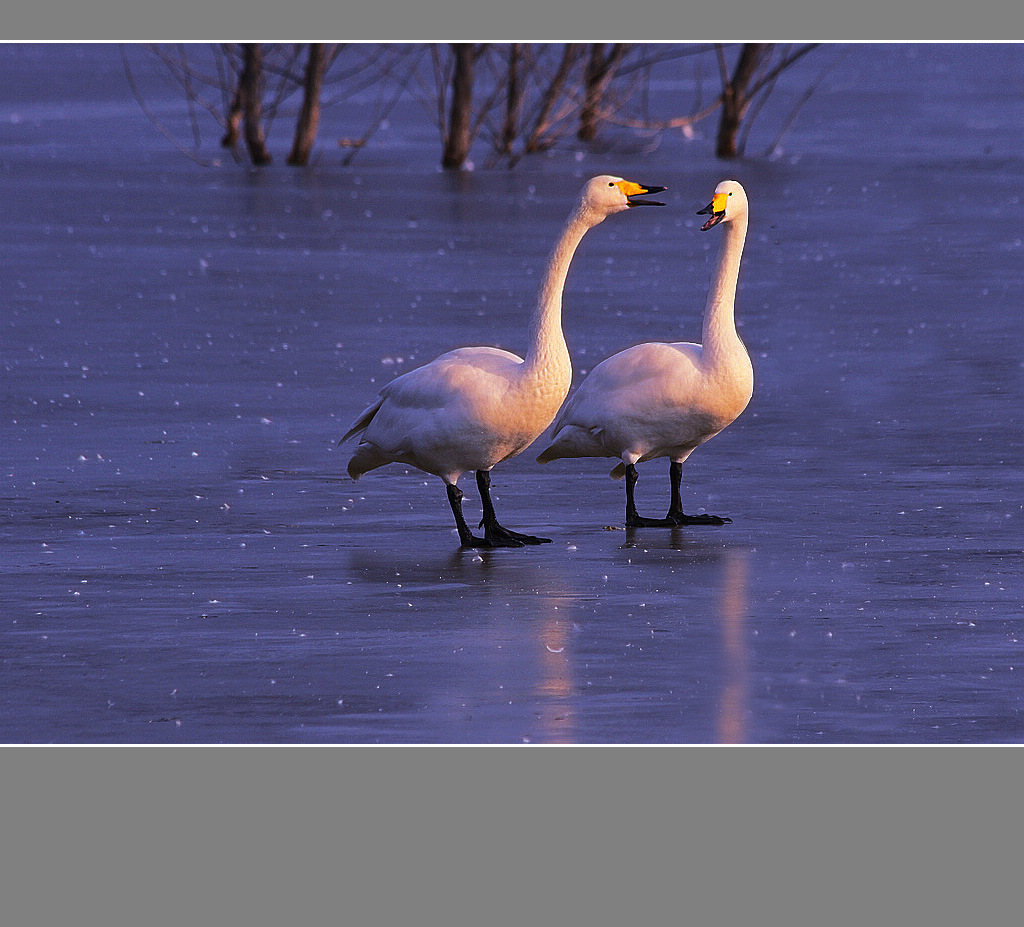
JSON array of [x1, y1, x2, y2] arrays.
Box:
[[716, 550, 750, 744], [340, 534, 762, 743]]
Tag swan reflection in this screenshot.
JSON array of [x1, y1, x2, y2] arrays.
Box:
[[716, 549, 750, 744], [343, 535, 749, 743]]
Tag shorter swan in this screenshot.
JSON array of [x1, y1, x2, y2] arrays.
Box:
[[537, 179, 753, 527], [341, 175, 666, 547]]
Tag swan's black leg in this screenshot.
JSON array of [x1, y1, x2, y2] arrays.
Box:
[[667, 461, 684, 520], [666, 461, 731, 526], [624, 463, 675, 527], [476, 470, 549, 545], [446, 482, 491, 548]]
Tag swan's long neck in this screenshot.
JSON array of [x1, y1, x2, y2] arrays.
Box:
[[701, 212, 747, 364], [521, 207, 592, 382]]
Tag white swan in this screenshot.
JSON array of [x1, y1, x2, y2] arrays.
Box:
[[341, 175, 666, 547], [537, 179, 753, 527]]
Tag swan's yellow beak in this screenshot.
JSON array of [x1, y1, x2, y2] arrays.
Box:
[[697, 192, 729, 230], [616, 180, 667, 207]]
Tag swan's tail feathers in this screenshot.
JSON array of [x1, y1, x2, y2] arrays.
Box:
[[339, 397, 384, 446], [536, 425, 604, 466], [536, 444, 560, 465], [346, 441, 393, 481]]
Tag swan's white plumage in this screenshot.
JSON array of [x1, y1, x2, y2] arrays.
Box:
[[537, 179, 753, 523], [542, 340, 737, 472], [344, 344, 554, 483], [342, 174, 665, 545]]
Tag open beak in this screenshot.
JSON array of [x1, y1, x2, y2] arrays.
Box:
[[617, 180, 667, 207], [697, 192, 728, 230]]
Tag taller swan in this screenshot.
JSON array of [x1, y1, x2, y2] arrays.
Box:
[[537, 179, 754, 527], [341, 175, 666, 548]]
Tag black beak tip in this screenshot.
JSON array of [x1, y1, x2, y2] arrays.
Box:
[[628, 185, 667, 207]]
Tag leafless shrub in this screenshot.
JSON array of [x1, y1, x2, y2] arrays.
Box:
[[127, 42, 827, 170]]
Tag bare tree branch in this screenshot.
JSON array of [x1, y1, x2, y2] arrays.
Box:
[[121, 45, 215, 166]]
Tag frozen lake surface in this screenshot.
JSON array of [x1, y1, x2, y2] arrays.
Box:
[[1, 44, 1022, 742]]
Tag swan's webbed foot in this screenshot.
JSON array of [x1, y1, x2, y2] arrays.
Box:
[[461, 532, 524, 549], [668, 511, 732, 526], [485, 522, 551, 545], [625, 513, 679, 528], [626, 511, 731, 528]]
